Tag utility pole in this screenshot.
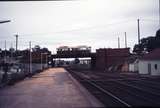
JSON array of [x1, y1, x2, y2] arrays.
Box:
[[46, 54, 48, 68], [4, 40, 6, 62], [29, 41, 32, 74], [41, 53, 43, 70], [124, 32, 127, 48], [10, 43, 13, 61], [11, 42, 13, 49], [137, 19, 140, 45], [15, 34, 18, 52], [159, 0, 160, 26], [118, 37, 120, 48]]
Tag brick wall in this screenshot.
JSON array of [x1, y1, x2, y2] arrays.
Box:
[[95, 48, 130, 70]]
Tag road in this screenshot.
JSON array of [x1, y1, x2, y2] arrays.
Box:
[[0, 68, 100, 108]]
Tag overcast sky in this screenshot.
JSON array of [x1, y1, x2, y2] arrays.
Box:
[[0, 0, 159, 53]]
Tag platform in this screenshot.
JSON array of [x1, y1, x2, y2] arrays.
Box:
[[0, 68, 103, 108]]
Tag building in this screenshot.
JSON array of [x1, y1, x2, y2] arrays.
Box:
[[121, 54, 139, 72], [19, 51, 49, 74], [139, 48, 160, 75], [95, 48, 130, 70]]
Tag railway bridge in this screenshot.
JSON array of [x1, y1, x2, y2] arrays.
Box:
[[49, 45, 96, 68]]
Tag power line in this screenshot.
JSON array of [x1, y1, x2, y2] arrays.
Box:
[[141, 18, 159, 21]]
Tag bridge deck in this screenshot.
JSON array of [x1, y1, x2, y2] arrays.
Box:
[[0, 68, 102, 108], [51, 53, 96, 58]]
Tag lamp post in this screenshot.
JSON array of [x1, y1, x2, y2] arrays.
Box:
[[0, 20, 11, 62], [4, 40, 6, 62], [46, 54, 48, 68], [159, 0, 160, 26], [41, 53, 43, 70], [29, 41, 32, 75]]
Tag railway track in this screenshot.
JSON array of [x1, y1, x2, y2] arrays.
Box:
[[92, 72, 160, 95], [68, 70, 131, 107], [93, 80, 160, 106], [67, 69, 160, 107]]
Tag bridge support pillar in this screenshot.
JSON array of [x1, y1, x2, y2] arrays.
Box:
[[91, 57, 96, 70]]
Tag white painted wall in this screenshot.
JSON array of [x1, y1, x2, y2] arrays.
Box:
[[139, 61, 148, 74], [139, 60, 160, 75], [150, 61, 160, 75], [129, 64, 134, 72], [134, 62, 139, 72], [129, 63, 138, 72]]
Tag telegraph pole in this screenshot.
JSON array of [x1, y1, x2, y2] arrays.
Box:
[[45, 53, 48, 68], [124, 32, 127, 48], [137, 19, 140, 45], [29, 41, 32, 74], [41, 53, 43, 70], [159, 0, 160, 26], [10, 43, 13, 61], [15, 34, 18, 52], [4, 40, 6, 62], [11, 42, 13, 49], [118, 37, 120, 48]]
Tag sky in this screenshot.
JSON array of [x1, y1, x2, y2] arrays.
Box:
[[0, 0, 159, 53]]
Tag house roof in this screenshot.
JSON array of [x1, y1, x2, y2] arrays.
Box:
[[140, 48, 160, 60]]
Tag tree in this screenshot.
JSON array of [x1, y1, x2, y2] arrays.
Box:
[[41, 48, 50, 53], [133, 29, 160, 54], [32, 45, 51, 54], [156, 29, 160, 38], [32, 45, 41, 52], [9, 47, 15, 52]]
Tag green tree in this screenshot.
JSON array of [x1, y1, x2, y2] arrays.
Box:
[[156, 29, 160, 38], [32, 45, 41, 52], [133, 29, 160, 54]]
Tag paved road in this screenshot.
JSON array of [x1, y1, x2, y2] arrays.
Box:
[[0, 68, 100, 108]]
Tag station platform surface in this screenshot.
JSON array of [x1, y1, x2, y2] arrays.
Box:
[[0, 68, 103, 108]]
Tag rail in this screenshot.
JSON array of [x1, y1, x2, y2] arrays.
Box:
[[68, 69, 132, 107]]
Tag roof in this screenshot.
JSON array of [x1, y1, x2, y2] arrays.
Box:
[[76, 45, 91, 49], [57, 46, 69, 49], [57, 45, 91, 50], [140, 48, 160, 60], [96, 48, 130, 57]]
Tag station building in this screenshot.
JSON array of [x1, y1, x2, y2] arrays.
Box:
[[139, 48, 160, 75]]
